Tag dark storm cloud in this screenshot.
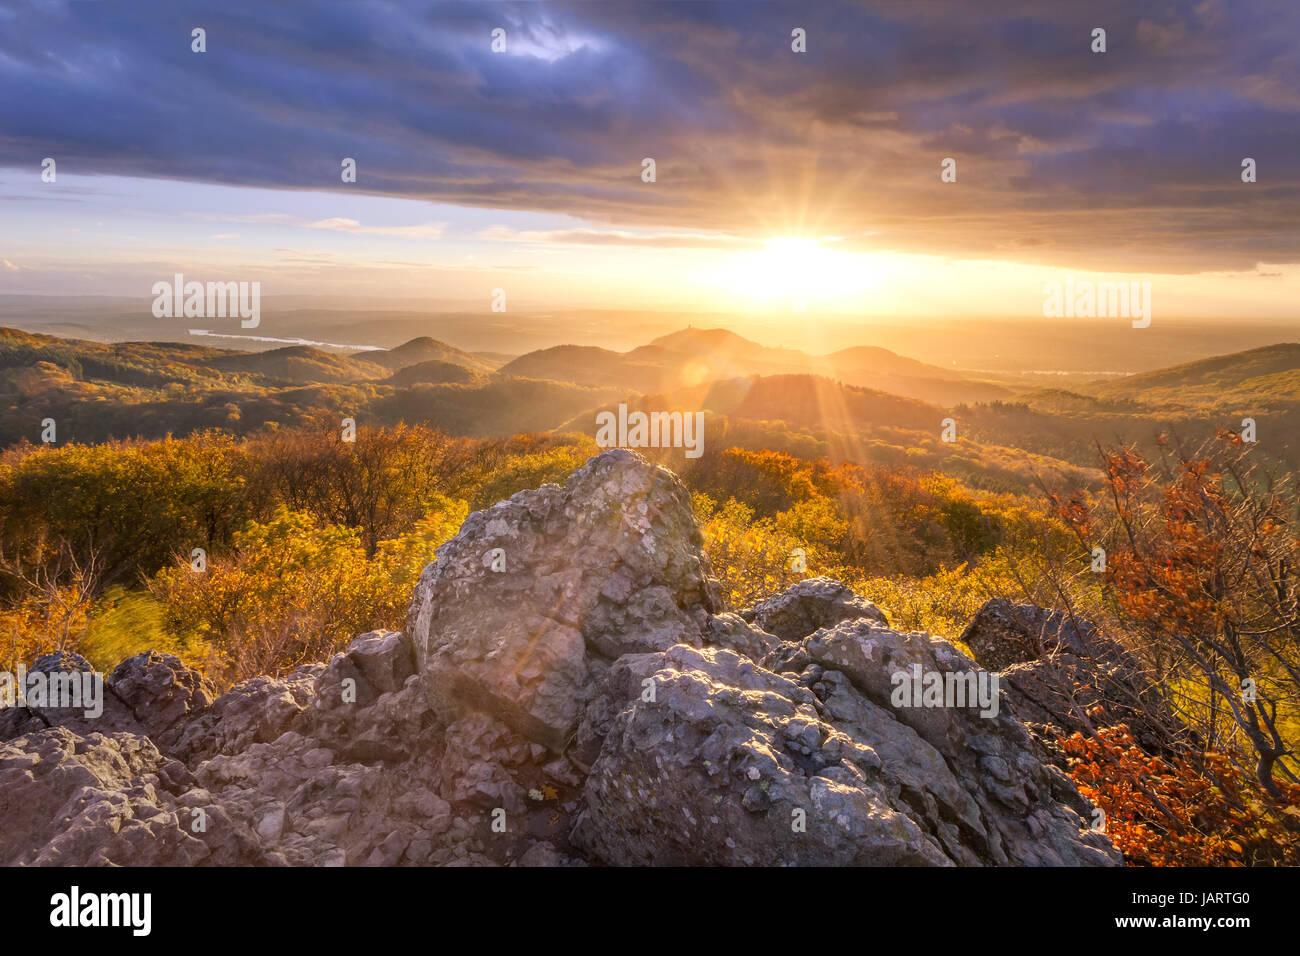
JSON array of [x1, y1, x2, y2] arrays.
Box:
[[1, 0, 1297, 270]]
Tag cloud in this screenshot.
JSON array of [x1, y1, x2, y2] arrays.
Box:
[[202, 213, 300, 226], [478, 226, 753, 249], [2, 259, 18, 271], [205, 213, 444, 239], [306, 217, 447, 238], [0, 0, 1297, 270]]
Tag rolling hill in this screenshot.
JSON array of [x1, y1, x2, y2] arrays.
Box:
[[360, 336, 500, 374], [1089, 343, 1300, 408], [3, 325, 1297, 489], [503, 327, 1011, 405], [206, 346, 391, 385], [386, 360, 489, 387]]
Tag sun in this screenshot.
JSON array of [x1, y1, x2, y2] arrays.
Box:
[[764, 236, 823, 262], [709, 236, 881, 306]]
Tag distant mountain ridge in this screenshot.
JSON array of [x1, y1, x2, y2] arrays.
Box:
[[2, 325, 1298, 489], [502, 326, 1008, 405], [1089, 343, 1300, 406]]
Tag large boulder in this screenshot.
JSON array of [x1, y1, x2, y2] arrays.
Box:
[[406, 449, 720, 751], [571, 620, 1117, 866], [961, 599, 1192, 758], [571, 644, 954, 866], [110, 651, 217, 742], [788, 620, 1114, 864], [744, 576, 887, 640], [0, 650, 215, 746], [959, 599, 1112, 670]]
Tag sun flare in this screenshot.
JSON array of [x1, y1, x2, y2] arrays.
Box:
[[709, 236, 881, 306]]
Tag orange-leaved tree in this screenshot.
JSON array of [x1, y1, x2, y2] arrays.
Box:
[[1051, 435, 1300, 799], [1063, 720, 1300, 866]]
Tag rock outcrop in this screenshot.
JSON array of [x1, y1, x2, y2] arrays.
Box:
[[0, 450, 1120, 867], [960, 598, 1192, 759], [743, 576, 887, 640], [0, 649, 214, 745]]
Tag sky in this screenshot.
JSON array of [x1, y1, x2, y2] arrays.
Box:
[[1, 0, 1298, 319]]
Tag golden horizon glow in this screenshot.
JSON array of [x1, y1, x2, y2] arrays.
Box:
[[706, 236, 882, 305]]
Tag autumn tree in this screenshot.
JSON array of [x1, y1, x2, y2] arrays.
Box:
[[0, 433, 248, 590], [245, 424, 466, 555], [1053, 436, 1300, 797], [0, 537, 100, 671], [149, 500, 463, 684]]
